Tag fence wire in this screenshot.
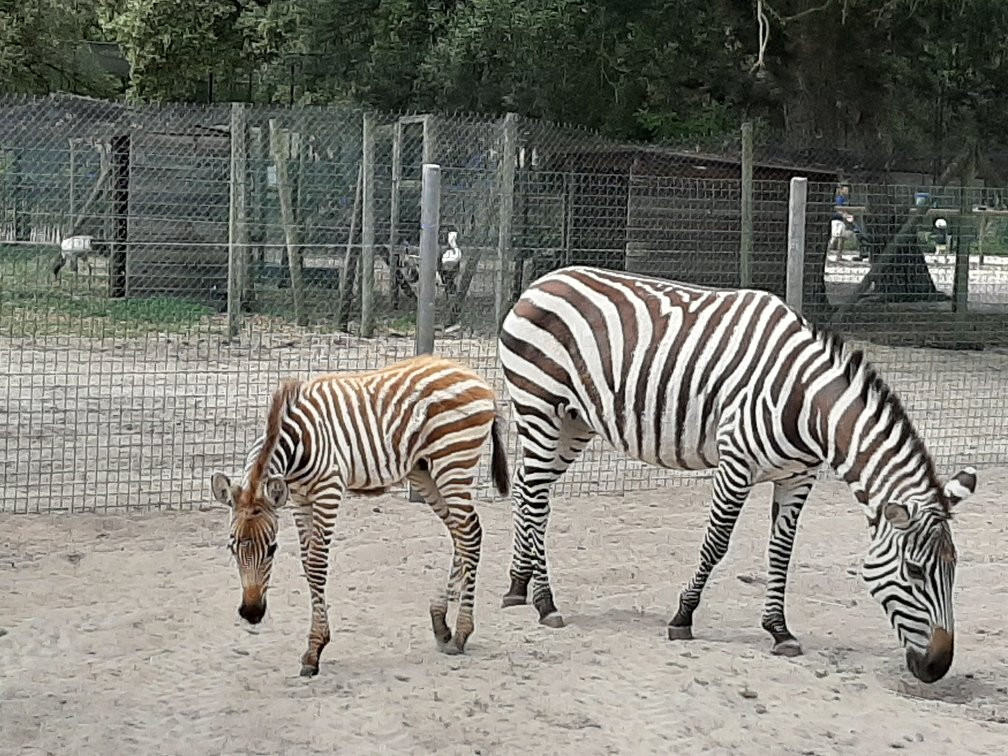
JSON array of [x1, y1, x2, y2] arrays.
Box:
[[2, 93, 1007, 513]]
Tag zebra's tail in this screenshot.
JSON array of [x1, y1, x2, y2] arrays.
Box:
[[490, 413, 510, 497]]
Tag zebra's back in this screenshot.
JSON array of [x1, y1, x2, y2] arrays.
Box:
[[499, 265, 818, 471], [290, 355, 500, 492]]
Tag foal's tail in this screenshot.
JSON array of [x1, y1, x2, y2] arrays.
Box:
[[489, 413, 511, 497]]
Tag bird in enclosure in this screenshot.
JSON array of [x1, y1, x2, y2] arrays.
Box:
[[498, 264, 977, 684], [51, 234, 97, 282], [209, 355, 511, 676], [438, 228, 463, 299]]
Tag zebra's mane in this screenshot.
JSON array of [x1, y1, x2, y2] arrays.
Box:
[[247, 379, 303, 496], [808, 322, 949, 515]]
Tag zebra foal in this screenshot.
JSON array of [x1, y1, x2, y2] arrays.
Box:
[[210, 355, 510, 676], [498, 265, 977, 683]]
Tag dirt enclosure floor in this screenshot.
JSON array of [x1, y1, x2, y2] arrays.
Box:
[[2, 470, 1008, 755]]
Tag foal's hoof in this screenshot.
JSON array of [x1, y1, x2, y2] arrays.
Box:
[[667, 624, 693, 641], [437, 636, 464, 656], [771, 638, 803, 657], [501, 593, 528, 608], [539, 612, 565, 629], [299, 664, 319, 677]]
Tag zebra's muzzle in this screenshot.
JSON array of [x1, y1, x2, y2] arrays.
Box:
[[905, 627, 954, 683], [239, 596, 267, 625]]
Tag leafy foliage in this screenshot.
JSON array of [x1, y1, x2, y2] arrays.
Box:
[[0, 0, 119, 95], [4, 0, 1008, 155]]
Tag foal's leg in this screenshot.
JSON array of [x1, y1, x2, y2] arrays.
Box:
[[297, 483, 343, 677], [409, 468, 482, 653], [761, 473, 815, 657]]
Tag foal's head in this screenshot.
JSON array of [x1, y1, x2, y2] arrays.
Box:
[[210, 472, 289, 624]]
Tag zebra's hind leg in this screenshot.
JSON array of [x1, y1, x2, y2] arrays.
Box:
[[409, 468, 482, 655], [503, 416, 594, 628], [668, 454, 754, 641], [761, 473, 815, 657]]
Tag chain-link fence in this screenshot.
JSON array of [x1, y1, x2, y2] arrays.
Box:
[[3, 93, 1007, 513]]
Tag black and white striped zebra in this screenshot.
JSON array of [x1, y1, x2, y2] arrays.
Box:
[[210, 354, 510, 676], [497, 265, 977, 683]]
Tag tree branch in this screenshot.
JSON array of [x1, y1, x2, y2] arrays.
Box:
[[764, 1, 835, 25]]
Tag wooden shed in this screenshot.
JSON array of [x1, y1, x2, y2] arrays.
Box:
[[532, 144, 838, 297], [123, 127, 230, 301]]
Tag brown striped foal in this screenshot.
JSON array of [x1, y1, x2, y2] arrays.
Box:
[[210, 355, 510, 676]]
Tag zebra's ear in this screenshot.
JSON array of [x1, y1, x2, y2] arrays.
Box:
[[210, 472, 235, 508], [944, 467, 977, 507], [263, 476, 289, 509], [882, 502, 912, 529]]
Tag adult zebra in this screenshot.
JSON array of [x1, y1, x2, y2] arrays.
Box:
[[498, 265, 977, 683], [210, 355, 510, 676]]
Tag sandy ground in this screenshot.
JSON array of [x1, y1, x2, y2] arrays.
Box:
[[2, 469, 1008, 755]]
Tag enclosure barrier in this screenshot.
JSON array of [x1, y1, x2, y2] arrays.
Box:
[[2, 94, 1008, 513]]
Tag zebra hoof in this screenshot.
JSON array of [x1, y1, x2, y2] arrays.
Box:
[[299, 664, 319, 677], [667, 624, 693, 641], [437, 639, 464, 656], [771, 638, 803, 657], [501, 593, 527, 608], [539, 612, 565, 629]]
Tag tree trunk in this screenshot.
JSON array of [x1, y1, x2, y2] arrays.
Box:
[[870, 240, 942, 299], [830, 149, 968, 323]]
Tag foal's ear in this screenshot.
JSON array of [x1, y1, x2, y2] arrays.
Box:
[[944, 467, 977, 507], [262, 476, 289, 509], [210, 472, 235, 508]]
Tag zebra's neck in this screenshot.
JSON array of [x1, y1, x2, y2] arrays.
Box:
[[240, 433, 291, 487], [816, 353, 940, 516]]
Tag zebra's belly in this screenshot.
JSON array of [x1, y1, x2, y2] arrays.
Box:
[[613, 400, 722, 472]]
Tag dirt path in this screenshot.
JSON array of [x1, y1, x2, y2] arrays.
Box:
[[2, 470, 1007, 754]]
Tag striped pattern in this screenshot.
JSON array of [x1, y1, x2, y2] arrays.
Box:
[[211, 354, 509, 676], [498, 265, 976, 682]]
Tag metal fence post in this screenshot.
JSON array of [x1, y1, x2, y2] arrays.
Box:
[[495, 112, 518, 328], [410, 162, 441, 502], [416, 163, 441, 356], [740, 121, 754, 288], [786, 176, 808, 313], [360, 111, 376, 337], [227, 102, 248, 339]]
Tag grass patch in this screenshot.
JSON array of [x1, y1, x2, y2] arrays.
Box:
[[0, 244, 216, 338]]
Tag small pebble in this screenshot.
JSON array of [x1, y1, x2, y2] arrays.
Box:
[[233, 648, 249, 656], [0, 628, 7, 637], [889, 743, 905, 750], [740, 687, 758, 699], [815, 669, 828, 678], [755, 704, 767, 714], [393, 674, 409, 682]]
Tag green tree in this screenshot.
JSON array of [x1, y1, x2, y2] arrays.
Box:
[[0, 0, 119, 95]]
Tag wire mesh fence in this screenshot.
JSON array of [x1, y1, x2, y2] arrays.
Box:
[[2, 93, 1007, 513]]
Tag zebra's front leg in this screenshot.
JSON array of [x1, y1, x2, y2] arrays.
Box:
[[297, 487, 342, 677], [668, 456, 753, 641], [761, 474, 815, 657]]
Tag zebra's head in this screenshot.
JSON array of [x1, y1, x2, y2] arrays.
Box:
[[210, 472, 288, 626], [861, 467, 977, 683]]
